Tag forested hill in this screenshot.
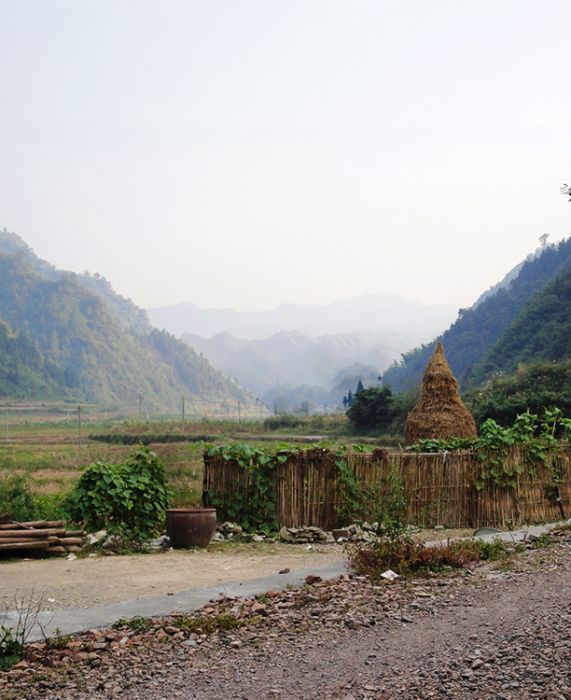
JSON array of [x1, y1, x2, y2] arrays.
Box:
[[468, 262, 571, 384], [0, 229, 251, 411], [382, 237, 571, 392]]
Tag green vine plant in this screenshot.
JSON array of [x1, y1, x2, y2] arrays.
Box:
[[63, 446, 172, 543], [204, 443, 298, 534], [409, 409, 571, 490], [333, 445, 408, 539], [205, 443, 407, 536]]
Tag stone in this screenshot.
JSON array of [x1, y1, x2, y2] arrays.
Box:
[[278, 527, 294, 542], [86, 530, 107, 545], [332, 529, 350, 540]]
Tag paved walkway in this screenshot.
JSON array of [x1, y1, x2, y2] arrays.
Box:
[[3, 560, 348, 641]]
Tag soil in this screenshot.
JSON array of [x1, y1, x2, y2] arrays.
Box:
[[0, 542, 342, 610], [6, 530, 569, 699]]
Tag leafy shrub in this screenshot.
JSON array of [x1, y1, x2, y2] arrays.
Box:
[[0, 475, 66, 523], [63, 446, 171, 542], [0, 475, 40, 522]]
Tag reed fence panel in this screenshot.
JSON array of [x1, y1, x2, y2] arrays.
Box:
[[203, 446, 571, 530]]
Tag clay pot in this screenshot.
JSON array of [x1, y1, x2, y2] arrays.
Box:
[[166, 508, 217, 548]]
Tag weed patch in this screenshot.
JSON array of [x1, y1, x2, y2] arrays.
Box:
[[172, 613, 249, 634], [349, 537, 508, 578], [111, 616, 153, 633]]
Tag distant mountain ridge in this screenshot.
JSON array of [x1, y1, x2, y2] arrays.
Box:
[[0, 229, 252, 411], [148, 294, 456, 340], [181, 330, 403, 398], [150, 293, 455, 410], [382, 238, 571, 392]]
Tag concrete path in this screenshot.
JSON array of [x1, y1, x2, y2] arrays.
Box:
[[2, 560, 348, 642]]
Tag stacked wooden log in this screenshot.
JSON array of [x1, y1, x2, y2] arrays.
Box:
[[0, 520, 85, 556]]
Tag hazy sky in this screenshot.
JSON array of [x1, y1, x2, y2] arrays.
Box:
[[1, 0, 570, 312]]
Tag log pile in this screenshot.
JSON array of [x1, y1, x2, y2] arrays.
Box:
[[0, 520, 85, 556]]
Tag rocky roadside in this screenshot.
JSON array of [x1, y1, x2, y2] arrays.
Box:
[[2, 530, 571, 700]]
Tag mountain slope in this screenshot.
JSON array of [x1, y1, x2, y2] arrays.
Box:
[[469, 262, 571, 383], [382, 238, 571, 392], [0, 230, 251, 411], [0, 318, 62, 399]]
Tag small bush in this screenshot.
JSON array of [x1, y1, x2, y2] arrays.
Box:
[[63, 446, 171, 542], [0, 625, 23, 669], [0, 592, 47, 669], [350, 537, 499, 578], [263, 415, 304, 430], [0, 475, 40, 522]]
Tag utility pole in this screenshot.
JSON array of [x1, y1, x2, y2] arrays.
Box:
[[5, 409, 8, 445], [182, 396, 185, 431], [237, 400, 241, 422], [77, 405, 82, 451], [138, 393, 143, 420]]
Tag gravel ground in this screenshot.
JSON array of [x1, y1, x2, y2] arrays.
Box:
[[3, 530, 571, 700]]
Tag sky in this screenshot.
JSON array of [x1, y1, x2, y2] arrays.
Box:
[[0, 0, 570, 312]]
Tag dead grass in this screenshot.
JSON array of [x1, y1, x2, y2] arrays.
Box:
[[405, 341, 477, 445]]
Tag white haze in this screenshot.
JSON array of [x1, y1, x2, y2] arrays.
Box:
[[0, 0, 570, 312]]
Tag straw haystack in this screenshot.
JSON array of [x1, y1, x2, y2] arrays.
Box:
[[404, 341, 477, 446]]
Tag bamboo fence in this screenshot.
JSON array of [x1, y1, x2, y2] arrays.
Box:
[[203, 446, 571, 529]]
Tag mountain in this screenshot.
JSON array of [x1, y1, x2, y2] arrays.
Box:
[[152, 294, 454, 411], [0, 229, 252, 412], [469, 261, 571, 383], [148, 294, 456, 340], [382, 238, 571, 392], [181, 330, 407, 397]]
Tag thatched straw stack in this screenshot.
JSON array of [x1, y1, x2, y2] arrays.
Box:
[[404, 341, 477, 446]]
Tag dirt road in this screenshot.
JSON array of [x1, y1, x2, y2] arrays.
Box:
[[128, 542, 571, 699], [5, 534, 571, 699]]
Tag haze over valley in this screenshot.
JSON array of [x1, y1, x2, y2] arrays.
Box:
[[148, 295, 455, 408]]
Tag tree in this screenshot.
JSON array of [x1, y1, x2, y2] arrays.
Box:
[[346, 386, 394, 433], [356, 379, 365, 395]]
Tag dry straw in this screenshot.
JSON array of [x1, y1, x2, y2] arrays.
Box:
[[404, 341, 477, 446]]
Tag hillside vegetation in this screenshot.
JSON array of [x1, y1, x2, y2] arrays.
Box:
[[0, 230, 251, 411], [467, 360, 571, 426], [469, 263, 571, 385], [382, 238, 571, 392]]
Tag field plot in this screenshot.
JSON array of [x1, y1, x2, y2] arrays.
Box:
[[0, 409, 354, 516]]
